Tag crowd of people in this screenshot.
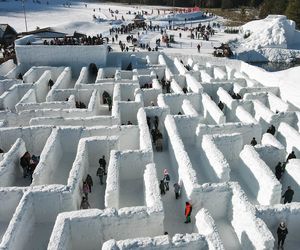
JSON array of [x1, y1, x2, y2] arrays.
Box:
[[191, 23, 215, 41], [0, 45, 15, 63], [158, 78, 171, 93], [41, 35, 107, 46]]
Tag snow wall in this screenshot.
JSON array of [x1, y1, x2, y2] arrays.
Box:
[[0, 138, 26, 187], [191, 183, 274, 249], [240, 62, 300, 110], [48, 207, 164, 250], [102, 234, 208, 250], [15, 36, 108, 75], [239, 145, 282, 205]]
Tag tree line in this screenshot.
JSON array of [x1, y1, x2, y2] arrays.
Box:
[[105, 0, 300, 27]]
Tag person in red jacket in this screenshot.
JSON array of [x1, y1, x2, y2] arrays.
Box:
[[184, 201, 192, 223]]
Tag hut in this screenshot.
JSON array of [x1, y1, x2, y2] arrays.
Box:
[[133, 14, 145, 28], [18, 27, 66, 39]]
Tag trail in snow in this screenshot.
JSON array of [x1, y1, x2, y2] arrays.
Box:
[[153, 150, 194, 236], [86, 162, 105, 210]]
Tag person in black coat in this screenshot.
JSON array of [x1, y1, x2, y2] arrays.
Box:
[[99, 155, 107, 175], [85, 174, 93, 192], [154, 116, 159, 129], [218, 101, 224, 111], [159, 180, 165, 195], [277, 222, 288, 248], [282, 186, 294, 204], [20, 152, 31, 178], [48, 79, 54, 90], [286, 151, 296, 162], [275, 162, 284, 180], [267, 125, 276, 135], [250, 137, 257, 146]]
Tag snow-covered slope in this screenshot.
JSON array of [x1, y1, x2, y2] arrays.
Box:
[[241, 15, 299, 49], [235, 15, 300, 62]]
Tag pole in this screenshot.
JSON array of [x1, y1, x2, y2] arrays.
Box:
[[22, 0, 28, 32]]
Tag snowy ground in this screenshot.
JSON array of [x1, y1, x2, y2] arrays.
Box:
[[2, 1, 300, 62], [0, 0, 212, 34], [87, 162, 106, 209], [0, 0, 239, 57], [23, 222, 54, 250], [153, 150, 194, 236], [0, 223, 8, 241]]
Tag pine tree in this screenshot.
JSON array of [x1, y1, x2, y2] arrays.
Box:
[[259, 0, 272, 18], [259, 0, 288, 18], [221, 0, 234, 9], [285, 0, 300, 28], [251, 0, 264, 8]]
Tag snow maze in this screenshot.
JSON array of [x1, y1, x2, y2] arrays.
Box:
[[0, 41, 299, 250]]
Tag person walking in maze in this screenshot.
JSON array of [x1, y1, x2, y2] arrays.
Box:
[[286, 151, 296, 162], [20, 152, 31, 178], [275, 162, 284, 180], [154, 116, 159, 129], [218, 101, 224, 110], [159, 180, 165, 195], [165, 81, 171, 93], [173, 183, 181, 199], [282, 186, 294, 204], [80, 197, 90, 209], [82, 181, 90, 199], [267, 124, 276, 135], [102, 91, 110, 104], [106, 96, 112, 111], [48, 79, 54, 90], [85, 174, 93, 192], [99, 155, 107, 175], [184, 202, 192, 223], [277, 222, 288, 248], [96, 166, 104, 185], [163, 169, 170, 191], [250, 137, 257, 146]]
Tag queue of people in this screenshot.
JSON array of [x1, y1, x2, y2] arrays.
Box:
[[147, 115, 163, 152], [80, 155, 107, 209]]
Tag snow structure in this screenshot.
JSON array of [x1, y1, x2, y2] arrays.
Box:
[[0, 38, 299, 250], [235, 15, 300, 62], [154, 11, 206, 22]]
